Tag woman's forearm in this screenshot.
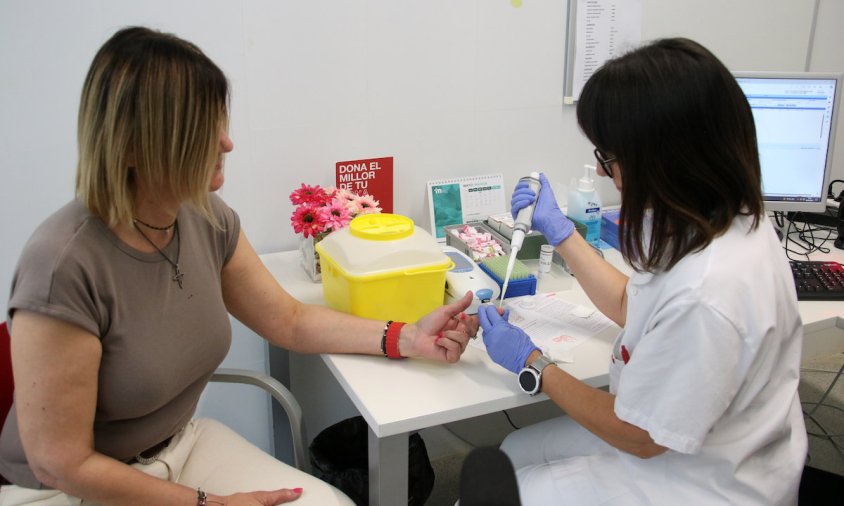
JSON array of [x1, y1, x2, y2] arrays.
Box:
[[532, 351, 667, 458], [36, 451, 200, 506]]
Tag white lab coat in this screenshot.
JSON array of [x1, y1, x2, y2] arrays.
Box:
[[501, 215, 807, 505]]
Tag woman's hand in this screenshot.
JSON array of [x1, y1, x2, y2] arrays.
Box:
[[402, 291, 477, 362], [511, 172, 574, 246], [477, 304, 539, 374], [215, 488, 303, 505]]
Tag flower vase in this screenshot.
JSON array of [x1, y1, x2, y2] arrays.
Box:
[[299, 234, 323, 282]]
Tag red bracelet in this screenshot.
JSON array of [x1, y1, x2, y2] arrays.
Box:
[[385, 321, 406, 359]]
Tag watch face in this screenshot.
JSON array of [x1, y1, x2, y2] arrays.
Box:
[[518, 369, 539, 394]]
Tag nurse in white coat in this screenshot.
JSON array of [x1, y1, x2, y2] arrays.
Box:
[[479, 37, 807, 505]]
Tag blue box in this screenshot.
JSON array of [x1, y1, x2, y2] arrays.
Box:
[[478, 262, 537, 299], [601, 209, 621, 251]]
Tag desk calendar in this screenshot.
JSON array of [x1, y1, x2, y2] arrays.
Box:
[[426, 174, 506, 241]]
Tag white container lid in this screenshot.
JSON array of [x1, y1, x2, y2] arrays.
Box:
[[316, 214, 449, 277]]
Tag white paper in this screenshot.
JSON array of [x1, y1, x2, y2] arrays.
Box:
[[472, 292, 615, 363]]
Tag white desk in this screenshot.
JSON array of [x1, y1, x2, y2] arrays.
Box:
[[786, 246, 844, 360], [260, 245, 844, 506], [261, 249, 623, 505]]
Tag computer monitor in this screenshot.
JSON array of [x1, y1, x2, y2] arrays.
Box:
[[733, 71, 841, 214]]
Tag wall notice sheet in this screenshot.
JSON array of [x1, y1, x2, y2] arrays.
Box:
[[426, 174, 505, 241], [569, 0, 642, 101]]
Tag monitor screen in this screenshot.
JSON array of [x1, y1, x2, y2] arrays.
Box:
[[733, 71, 841, 213]]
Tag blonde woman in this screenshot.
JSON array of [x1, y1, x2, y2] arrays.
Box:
[[0, 27, 477, 506]]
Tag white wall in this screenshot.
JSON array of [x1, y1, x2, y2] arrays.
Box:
[[3, 0, 842, 308], [810, 0, 844, 189], [2, 0, 842, 456]]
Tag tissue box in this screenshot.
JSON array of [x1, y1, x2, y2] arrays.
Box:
[[316, 214, 452, 322], [601, 209, 621, 250]]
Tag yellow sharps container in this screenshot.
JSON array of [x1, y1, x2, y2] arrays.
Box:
[[315, 213, 453, 323]]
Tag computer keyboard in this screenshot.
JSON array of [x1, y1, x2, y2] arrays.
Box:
[[790, 260, 844, 301]]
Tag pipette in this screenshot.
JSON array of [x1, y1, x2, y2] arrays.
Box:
[[500, 172, 541, 308]]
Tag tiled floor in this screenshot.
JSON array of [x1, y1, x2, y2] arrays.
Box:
[[800, 352, 844, 475]]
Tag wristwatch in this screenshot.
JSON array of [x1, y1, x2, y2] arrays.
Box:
[[518, 354, 555, 396]]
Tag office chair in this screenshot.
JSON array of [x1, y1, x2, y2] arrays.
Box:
[[0, 322, 13, 485], [459, 446, 521, 506], [0, 323, 12, 435], [209, 367, 309, 472], [0, 320, 309, 483]]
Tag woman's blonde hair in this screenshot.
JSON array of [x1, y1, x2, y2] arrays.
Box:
[[76, 26, 229, 227]]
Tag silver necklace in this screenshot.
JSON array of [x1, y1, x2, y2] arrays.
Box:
[[133, 219, 184, 289]]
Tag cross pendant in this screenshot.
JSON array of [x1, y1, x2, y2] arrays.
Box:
[[172, 265, 185, 289]]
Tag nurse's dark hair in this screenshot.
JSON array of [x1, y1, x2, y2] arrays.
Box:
[[577, 37, 763, 272]]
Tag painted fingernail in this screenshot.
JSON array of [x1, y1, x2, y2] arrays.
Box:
[[459, 312, 466, 320], [293, 487, 303, 494]]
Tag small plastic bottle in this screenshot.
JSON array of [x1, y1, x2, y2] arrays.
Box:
[[537, 244, 554, 278], [567, 164, 602, 248]]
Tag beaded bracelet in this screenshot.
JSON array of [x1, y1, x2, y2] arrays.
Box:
[[381, 320, 392, 357]]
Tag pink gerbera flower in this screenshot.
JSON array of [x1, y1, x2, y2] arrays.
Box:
[[333, 188, 359, 212], [321, 201, 352, 231], [334, 188, 355, 200], [289, 184, 327, 205], [320, 187, 338, 204], [289, 184, 383, 241], [355, 194, 382, 215], [291, 204, 327, 238]]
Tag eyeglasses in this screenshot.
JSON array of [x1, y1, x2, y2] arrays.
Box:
[[593, 148, 616, 178]]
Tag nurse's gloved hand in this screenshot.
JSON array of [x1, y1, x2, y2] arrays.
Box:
[[510, 172, 574, 246], [478, 305, 539, 374]]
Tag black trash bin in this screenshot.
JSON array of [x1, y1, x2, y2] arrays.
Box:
[[309, 416, 435, 506]]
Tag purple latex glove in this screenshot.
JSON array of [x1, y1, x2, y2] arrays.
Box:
[[510, 172, 575, 246], [478, 305, 539, 374]]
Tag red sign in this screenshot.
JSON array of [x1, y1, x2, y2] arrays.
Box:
[[335, 156, 394, 213]]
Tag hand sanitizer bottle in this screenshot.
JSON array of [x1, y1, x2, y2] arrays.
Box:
[[567, 165, 602, 248]]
